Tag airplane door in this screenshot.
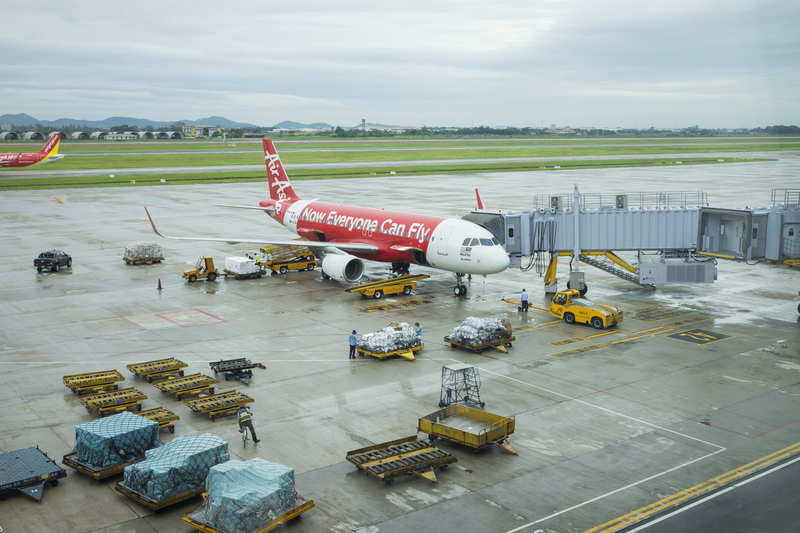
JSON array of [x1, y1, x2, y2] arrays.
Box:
[[437, 226, 453, 255]]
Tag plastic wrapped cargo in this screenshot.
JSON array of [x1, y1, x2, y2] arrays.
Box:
[[75, 411, 161, 467], [449, 317, 513, 346], [224, 257, 257, 275], [123, 433, 229, 500], [201, 458, 295, 533], [356, 322, 419, 354], [123, 242, 163, 263]]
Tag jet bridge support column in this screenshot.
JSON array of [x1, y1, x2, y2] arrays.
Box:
[[570, 184, 586, 294]]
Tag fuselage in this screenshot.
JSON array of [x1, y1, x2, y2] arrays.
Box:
[[259, 198, 510, 275], [0, 134, 62, 168]]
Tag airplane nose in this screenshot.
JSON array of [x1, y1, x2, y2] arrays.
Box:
[[491, 248, 510, 272]]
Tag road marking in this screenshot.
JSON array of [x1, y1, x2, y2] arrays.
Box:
[[549, 343, 609, 358], [587, 330, 619, 338], [358, 299, 431, 312], [666, 328, 733, 345], [628, 306, 695, 322], [611, 329, 672, 344], [550, 337, 585, 346], [664, 315, 712, 327]]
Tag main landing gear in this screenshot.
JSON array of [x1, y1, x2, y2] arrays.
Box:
[[453, 272, 467, 296]]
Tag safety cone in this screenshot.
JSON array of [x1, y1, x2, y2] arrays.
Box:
[[468, 274, 472, 281], [157, 279, 162, 290]]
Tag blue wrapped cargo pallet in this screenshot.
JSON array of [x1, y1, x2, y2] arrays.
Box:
[[75, 411, 161, 467]]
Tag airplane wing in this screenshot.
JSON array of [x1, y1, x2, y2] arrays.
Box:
[[214, 203, 276, 215], [144, 207, 378, 253]]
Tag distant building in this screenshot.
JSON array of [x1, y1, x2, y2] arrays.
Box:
[[546, 125, 575, 135], [182, 124, 221, 138], [105, 132, 138, 140]]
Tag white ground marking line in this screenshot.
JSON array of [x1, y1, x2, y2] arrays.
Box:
[[466, 365, 727, 533], [624, 455, 800, 533]]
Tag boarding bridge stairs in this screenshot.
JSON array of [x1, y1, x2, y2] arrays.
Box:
[[577, 254, 654, 289]]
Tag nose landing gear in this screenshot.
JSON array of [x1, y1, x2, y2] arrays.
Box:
[[454, 272, 467, 296]]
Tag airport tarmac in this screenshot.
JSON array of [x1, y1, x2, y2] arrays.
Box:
[[0, 160, 798, 533]]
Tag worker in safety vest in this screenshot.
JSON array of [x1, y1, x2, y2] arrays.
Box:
[[237, 406, 260, 442], [349, 330, 358, 359], [521, 289, 529, 312], [255, 254, 261, 266], [415, 322, 422, 343]]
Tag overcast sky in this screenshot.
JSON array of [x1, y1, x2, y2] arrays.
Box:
[[2, 1, 798, 129]]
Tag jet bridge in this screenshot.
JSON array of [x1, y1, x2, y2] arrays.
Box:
[[465, 186, 800, 293]]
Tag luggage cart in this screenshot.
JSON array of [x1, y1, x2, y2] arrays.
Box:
[[63, 370, 125, 394], [127, 358, 188, 382], [346, 436, 457, 484], [183, 495, 315, 533], [79, 387, 147, 417], [439, 363, 484, 409], [209, 358, 265, 385], [61, 452, 142, 480], [136, 407, 180, 433], [184, 391, 253, 421], [418, 404, 517, 455], [0, 447, 67, 503], [444, 335, 515, 354], [356, 343, 424, 361], [345, 274, 429, 299], [115, 481, 204, 511], [153, 373, 219, 400]]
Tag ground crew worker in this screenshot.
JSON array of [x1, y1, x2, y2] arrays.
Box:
[[255, 254, 261, 266], [415, 322, 422, 343], [521, 289, 529, 312], [237, 406, 260, 442], [349, 330, 358, 359]]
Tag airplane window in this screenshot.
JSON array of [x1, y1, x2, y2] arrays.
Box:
[[492, 237, 499, 245], [480, 239, 493, 246], [470, 238, 480, 246], [462, 238, 471, 245]]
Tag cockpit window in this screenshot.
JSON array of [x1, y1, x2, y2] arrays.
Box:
[[469, 238, 480, 246], [462, 238, 471, 245], [480, 239, 493, 246], [492, 237, 499, 245]]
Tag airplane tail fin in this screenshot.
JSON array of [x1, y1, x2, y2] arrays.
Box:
[[475, 188, 485, 210], [262, 139, 299, 201], [39, 133, 61, 157]]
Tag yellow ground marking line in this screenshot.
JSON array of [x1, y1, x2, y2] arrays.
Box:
[[587, 330, 619, 338], [540, 320, 560, 325], [621, 326, 668, 336], [582, 440, 800, 533], [610, 329, 672, 344]]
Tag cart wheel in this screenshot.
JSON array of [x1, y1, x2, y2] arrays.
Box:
[[49, 479, 59, 487], [257, 274, 262, 278], [208, 272, 217, 282], [403, 285, 412, 295], [439, 401, 446, 408], [373, 290, 383, 299], [480, 402, 485, 408], [505, 343, 512, 348], [169, 426, 175, 433], [137, 405, 142, 411], [280, 266, 288, 274], [71, 388, 77, 393], [308, 264, 315, 271], [189, 275, 197, 282], [451, 344, 457, 348]]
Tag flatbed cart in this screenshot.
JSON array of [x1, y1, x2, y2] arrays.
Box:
[[346, 435, 458, 484], [154, 373, 219, 400], [183, 495, 315, 533], [79, 387, 147, 417], [63, 369, 125, 395], [124, 256, 164, 265], [261, 244, 318, 274], [222, 266, 267, 280], [356, 343, 424, 361], [136, 407, 180, 433], [184, 390, 254, 421], [209, 358, 265, 385], [345, 274, 430, 299], [115, 481, 204, 511], [61, 452, 142, 480], [0, 447, 67, 503], [127, 358, 188, 382], [418, 404, 517, 455], [444, 335, 515, 354]]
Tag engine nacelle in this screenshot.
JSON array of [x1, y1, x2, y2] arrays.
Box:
[[320, 254, 364, 283]]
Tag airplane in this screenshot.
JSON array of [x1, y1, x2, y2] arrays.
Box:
[[145, 138, 510, 294], [0, 133, 64, 168]]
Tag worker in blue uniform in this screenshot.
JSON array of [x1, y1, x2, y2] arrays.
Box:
[[521, 289, 529, 312], [349, 330, 358, 359], [238, 406, 260, 442], [415, 322, 422, 343]]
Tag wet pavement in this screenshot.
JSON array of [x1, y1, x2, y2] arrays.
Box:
[[0, 156, 798, 533]]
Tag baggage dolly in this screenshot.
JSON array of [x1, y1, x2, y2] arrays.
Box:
[[127, 358, 188, 382], [418, 404, 517, 455], [444, 335, 515, 354], [183, 495, 315, 533], [136, 407, 180, 433], [61, 452, 142, 480], [115, 481, 204, 511], [0, 447, 67, 503], [346, 436, 457, 484], [153, 373, 219, 400], [184, 391, 254, 421], [356, 343, 424, 361], [345, 274, 429, 299], [63, 370, 125, 394], [79, 387, 147, 417], [209, 358, 265, 385]]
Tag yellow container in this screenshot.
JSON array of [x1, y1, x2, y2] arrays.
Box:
[[418, 404, 515, 452]]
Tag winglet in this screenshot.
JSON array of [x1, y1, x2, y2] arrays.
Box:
[[475, 189, 485, 210], [144, 207, 165, 237]]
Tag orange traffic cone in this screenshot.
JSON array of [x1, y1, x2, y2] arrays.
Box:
[[157, 279, 162, 290]]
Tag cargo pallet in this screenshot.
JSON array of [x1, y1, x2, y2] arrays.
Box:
[[124, 256, 164, 265], [62, 452, 142, 480], [0, 447, 67, 502], [418, 404, 517, 455], [79, 387, 147, 416], [127, 358, 188, 382], [209, 358, 265, 385], [222, 266, 266, 280], [184, 390, 253, 421], [153, 373, 219, 400], [115, 481, 204, 511], [356, 343, 424, 361], [345, 273, 429, 299], [346, 435, 457, 484], [183, 496, 315, 533], [444, 335, 515, 354], [137, 407, 179, 433], [63, 370, 125, 395]]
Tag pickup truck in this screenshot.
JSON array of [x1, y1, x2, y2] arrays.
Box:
[[35, 250, 72, 272]]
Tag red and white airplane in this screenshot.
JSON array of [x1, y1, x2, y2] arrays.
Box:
[[0, 133, 63, 168], [146, 139, 509, 294]]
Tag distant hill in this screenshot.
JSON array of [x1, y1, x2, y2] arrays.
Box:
[[0, 114, 256, 129], [179, 116, 256, 128], [273, 120, 332, 129]]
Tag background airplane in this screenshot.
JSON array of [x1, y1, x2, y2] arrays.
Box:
[[0, 133, 63, 168], [146, 139, 509, 294]]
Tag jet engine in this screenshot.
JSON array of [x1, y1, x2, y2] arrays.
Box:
[[320, 254, 364, 283]]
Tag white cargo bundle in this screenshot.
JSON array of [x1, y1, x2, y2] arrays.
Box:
[[123, 242, 162, 263], [225, 257, 257, 275], [356, 322, 419, 354], [449, 317, 512, 346]]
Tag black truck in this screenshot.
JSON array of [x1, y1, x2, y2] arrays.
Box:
[[35, 250, 72, 272]]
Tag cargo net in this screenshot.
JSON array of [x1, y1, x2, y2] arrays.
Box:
[[449, 317, 513, 346], [75, 411, 161, 467], [123, 241, 162, 262], [356, 321, 419, 354], [200, 458, 296, 533], [123, 433, 229, 500]]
